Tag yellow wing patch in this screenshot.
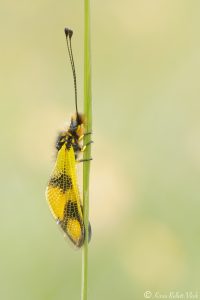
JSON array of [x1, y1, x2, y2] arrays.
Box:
[[46, 143, 85, 247]]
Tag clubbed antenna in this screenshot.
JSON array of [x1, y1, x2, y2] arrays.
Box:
[[64, 28, 78, 116]]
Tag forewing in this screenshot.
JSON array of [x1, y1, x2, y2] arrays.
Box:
[[46, 143, 85, 247]]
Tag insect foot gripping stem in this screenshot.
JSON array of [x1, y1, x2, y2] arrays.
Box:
[[81, 140, 94, 152]]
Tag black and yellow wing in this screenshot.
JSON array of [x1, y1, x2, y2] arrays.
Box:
[[46, 143, 85, 247]]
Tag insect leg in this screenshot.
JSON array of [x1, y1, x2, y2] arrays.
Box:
[[77, 158, 93, 163], [78, 131, 92, 141], [81, 141, 93, 152], [84, 131, 92, 136]]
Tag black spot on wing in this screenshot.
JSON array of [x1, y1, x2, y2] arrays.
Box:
[[49, 173, 72, 192], [64, 200, 81, 220], [60, 200, 85, 247]]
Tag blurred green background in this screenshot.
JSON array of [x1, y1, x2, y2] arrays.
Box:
[[1, 1, 200, 299]]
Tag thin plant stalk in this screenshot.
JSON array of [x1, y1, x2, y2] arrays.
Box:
[[81, 0, 92, 299]]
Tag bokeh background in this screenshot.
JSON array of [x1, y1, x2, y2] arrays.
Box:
[[1, 1, 200, 299]]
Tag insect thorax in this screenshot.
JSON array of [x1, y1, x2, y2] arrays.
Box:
[[56, 113, 85, 158]]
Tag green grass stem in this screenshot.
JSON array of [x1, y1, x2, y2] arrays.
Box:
[[81, 0, 92, 300]]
